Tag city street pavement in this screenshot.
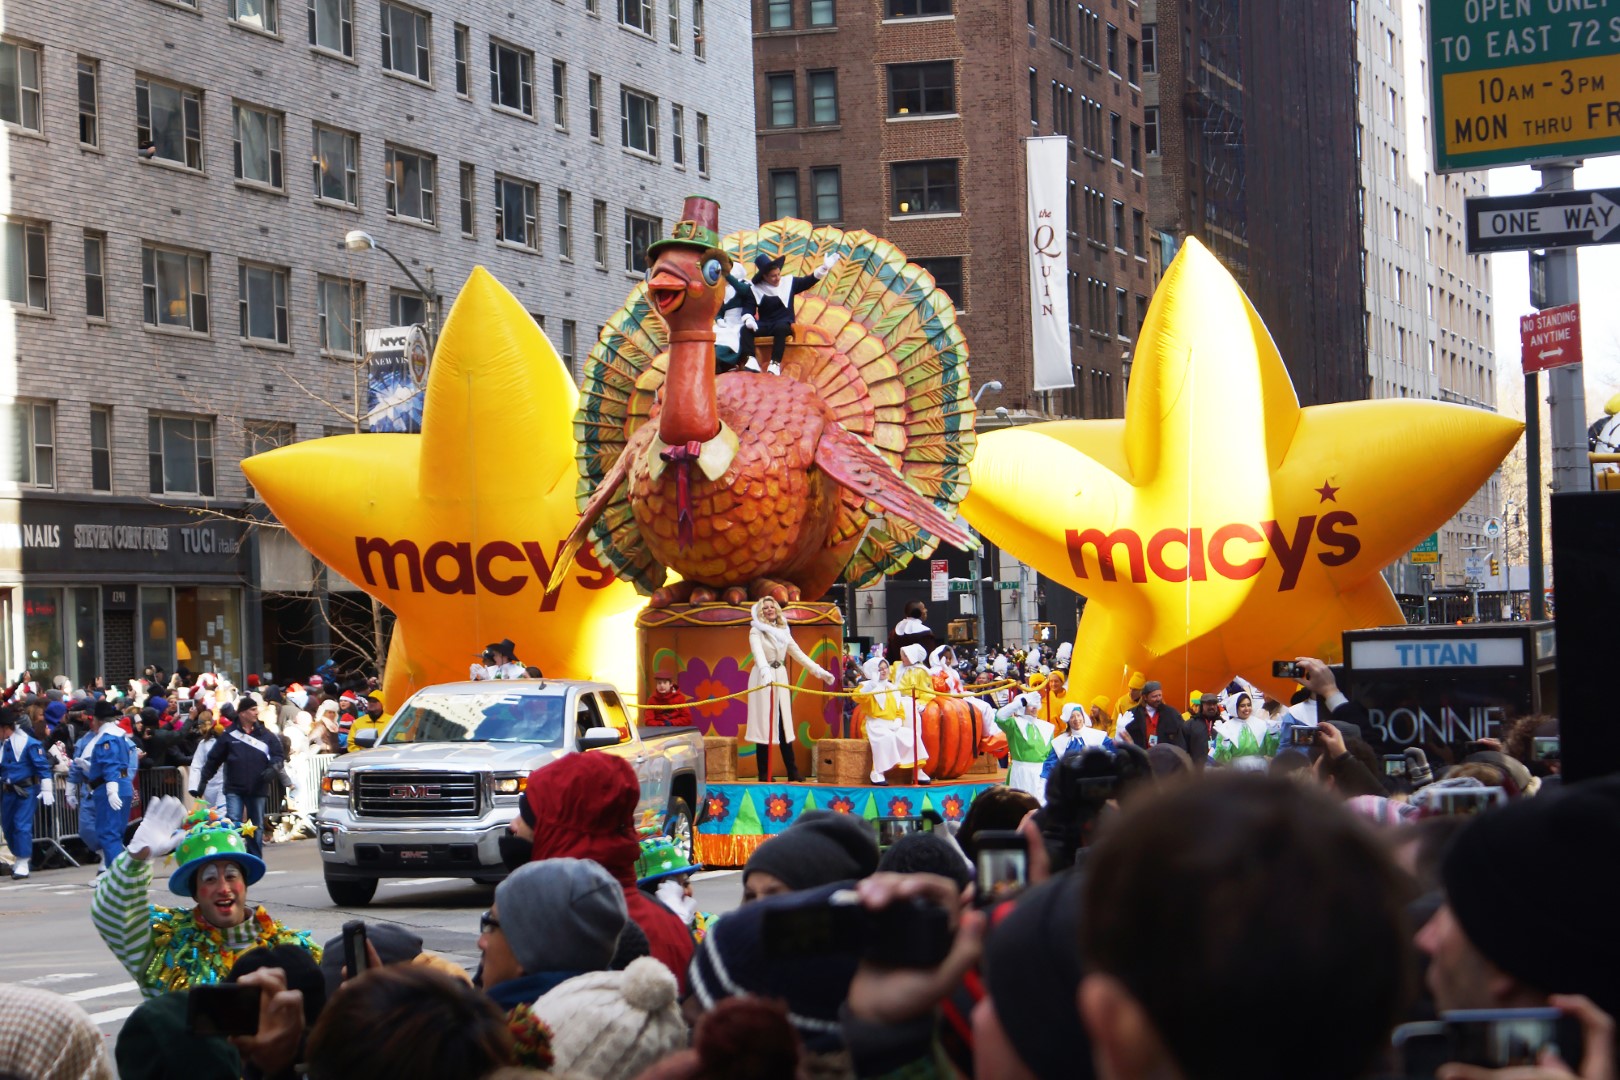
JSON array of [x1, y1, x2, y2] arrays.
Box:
[[5, 839, 741, 1039]]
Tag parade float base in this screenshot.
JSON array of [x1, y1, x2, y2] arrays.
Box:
[[696, 777, 1003, 867]]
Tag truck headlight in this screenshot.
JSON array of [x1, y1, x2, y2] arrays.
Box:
[[494, 774, 528, 795], [321, 776, 351, 795]]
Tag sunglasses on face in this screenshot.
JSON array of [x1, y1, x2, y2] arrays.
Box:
[[479, 910, 501, 935]]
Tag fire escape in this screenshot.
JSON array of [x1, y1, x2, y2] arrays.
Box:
[[1183, 0, 1248, 280]]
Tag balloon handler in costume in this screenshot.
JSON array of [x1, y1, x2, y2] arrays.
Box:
[[995, 692, 1055, 803], [91, 796, 319, 996], [746, 597, 835, 783], [853, 656, 927, 787]]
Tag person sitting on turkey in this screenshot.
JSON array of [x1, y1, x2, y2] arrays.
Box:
[[712, 263, 757, 374], [739, 251, 840, 375]]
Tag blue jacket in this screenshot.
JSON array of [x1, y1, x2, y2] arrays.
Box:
[[485, 969, 584, 1010], [198, 726, 283, 795], [79, 730, 135, 790], [1, 733, 51, 786]]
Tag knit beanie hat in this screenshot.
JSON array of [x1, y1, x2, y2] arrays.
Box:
[[742, 811, 879, 892], [982, 872, 1092, 1080], [530, 957, 685, 1080], [116, 991, 242, 1080], [1441, 775, 1620, 1019], [495, 858, 628, 975]]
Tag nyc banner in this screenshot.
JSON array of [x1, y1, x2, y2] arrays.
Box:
[[1026, 136, 1074, 392]]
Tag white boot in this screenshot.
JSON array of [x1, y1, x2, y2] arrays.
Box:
[[11, 858, 29, 879], [768, 361, 781, 375], [916, 770, 932, 786], [744, 358, 762, 373], [869, 770, 889, 785]]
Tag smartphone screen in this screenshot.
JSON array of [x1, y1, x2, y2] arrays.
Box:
[[974, 830, 1028, 907], [1532, 736, 1560, 761], [1272, 660, 1302, 680], [874, 816, 923, 849], [187, 983, 261, 1038], [1383, 755, 1408, 776], [1445, 1008, 1580, 1068], [1430, 787, 1506, 816]]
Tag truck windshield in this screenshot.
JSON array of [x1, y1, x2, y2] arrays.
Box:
[[382, 694, 567, 746]]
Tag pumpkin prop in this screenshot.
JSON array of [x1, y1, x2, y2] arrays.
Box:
[[917, 695, 981, 780]]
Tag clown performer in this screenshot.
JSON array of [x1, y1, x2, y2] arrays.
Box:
[[994, 691, 1055, 802], [91, 796, 319, 995], [746, 597, 835, 783], [854, 656, 927, 786], [0, 706, 54, 879], [636, 837, 715, 944], [1212, 690, 1282, 765]]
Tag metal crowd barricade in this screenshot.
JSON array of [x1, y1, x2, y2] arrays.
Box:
[[267, 754, 335, 840], [136, 766, 188, 808], [34, 778, 83, 868]]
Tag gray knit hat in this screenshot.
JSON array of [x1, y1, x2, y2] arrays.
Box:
[[493, 858, 628, 975], [531, 956, 686, 1079]]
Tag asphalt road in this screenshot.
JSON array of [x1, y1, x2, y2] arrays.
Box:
[[5, 839, 742, 1038]]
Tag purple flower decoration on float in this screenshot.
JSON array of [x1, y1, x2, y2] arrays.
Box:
[[680, 656, 751, 738], [886, 796, 914, 819], [764, 793, 794, 823], [828, 795, 855, 815], [704, 791, 731, 827]]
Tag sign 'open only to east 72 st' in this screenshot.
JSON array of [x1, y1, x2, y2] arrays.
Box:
[[1428, 1, 1620, 172], [1466, 187, 1620, 252]]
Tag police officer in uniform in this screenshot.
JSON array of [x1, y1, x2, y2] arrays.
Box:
[[0, 707, 54, 878], [73, 701, 135, 869]]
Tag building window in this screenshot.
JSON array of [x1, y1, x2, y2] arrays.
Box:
[[384, 145, 436, 224], [811, 167, 841, 223], [147, 414, 214, 497], [693, 0, 706, 56], [90, 406, 112, 492], [232, 0, 280, 32], [1115, 286, 1129, 338], [453, 24, 470, 94], [621, 0, 654, 34], [887, 60, 953, 116], [624, 210, 661, 275], [243, 420, 291, 496], [380, 2, 431, 82], [696, 112, 710, 175], [1144, 105, 1159, 155], [136, 76, 204, 170], [593, 199, 608, 267], [141, 244, 209, 333], [766, 73, 795, 127], [389, 288, 426, 326], [561, 319, 580, 378], [313, 123, 358, 205], [809, 0, 834, 24], [1129, 122, 1142, 171], [316, 276, 362, 354], [766, 0, 791, 29], [1141, 24, 1156, 72], [239, 263, 289, 344], [494, 175, 539, 249], [891, 159, 958, 215], [83, 232, 106, 319], [8, 403, 55, 488], [1109, 111, 1122, 162], [1127, 36, 1139, 84], [556, 190, 573, 258], [885, 0, 950, 16], [459, 162, 475, 235], [489, 39, 534, 116], [1, 41, 42, 132], [1131, 209, 1145, 257], [588, 73, 602, 138], [586, 0, 598, 14], [914, 256, 962, 309], [232, 103, 284, 189], [770, 170, 799, 218], [808, 70, 838, 124], [1106, 23, 1119, 73], [551, 60, 568, 129], [671, 103, 685, 165], [77, 58, 99, 147], [621, 86, 659, 155], [1111, 200, 1125, 251], [6, 221, 49, 313], [1028, 68, 1038, 127], [669, 0, 681, 45], [308, 0, 354, 56]]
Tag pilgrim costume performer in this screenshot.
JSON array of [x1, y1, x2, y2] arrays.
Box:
[[739, 251, 839, 374], [854, 656, 927, 786], [995, 692, 1055, 803], [745, 597, 835, 782], [91, 796, 319, 996]]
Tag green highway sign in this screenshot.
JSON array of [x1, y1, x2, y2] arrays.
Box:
[[996, 581, 1020, 591], [1412, 533, 1439, 553], [1410, 532, 1441, 564], [1428, 0, 1620, 172]]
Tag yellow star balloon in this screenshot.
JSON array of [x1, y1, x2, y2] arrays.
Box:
[[962, 240, 1523, 707], [242, 268, 646, 706]]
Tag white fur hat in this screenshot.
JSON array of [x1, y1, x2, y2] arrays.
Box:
[[530, 957, 686, 1080]]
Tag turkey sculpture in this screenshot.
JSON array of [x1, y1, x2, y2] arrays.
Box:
[[547, 197, 977, 608]]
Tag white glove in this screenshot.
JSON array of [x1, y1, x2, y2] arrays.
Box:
[[741, 314, 758, 331], [107, 786, 123, 812], [65, 787, 78, 810], [40, 779, 52, 807], [469, 663, 487, 680], [821, 252, 839, 271], [128, 795, 187, 860]]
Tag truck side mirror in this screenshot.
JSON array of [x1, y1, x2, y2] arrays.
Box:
[[354, 729, 379, 748], [577, 726, 621, 751]]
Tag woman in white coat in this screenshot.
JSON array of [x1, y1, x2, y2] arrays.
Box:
[[185, 709, 228, 814], [746, 596, 834, 783]]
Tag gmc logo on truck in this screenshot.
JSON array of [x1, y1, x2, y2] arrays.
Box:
[[390, 785, 442, 799]]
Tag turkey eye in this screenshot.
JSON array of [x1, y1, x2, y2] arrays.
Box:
[[701, 258, 723, 285]]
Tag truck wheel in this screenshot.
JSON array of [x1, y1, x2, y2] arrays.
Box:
[[325, 875, 378, 907], [663, 797, 695, 862]]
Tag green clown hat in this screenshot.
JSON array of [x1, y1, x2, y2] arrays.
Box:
[[634, 836, 701, 887], [167, 806, 268, 897]]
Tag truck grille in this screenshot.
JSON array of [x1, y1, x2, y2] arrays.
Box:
[[354, 771, 480, 818]]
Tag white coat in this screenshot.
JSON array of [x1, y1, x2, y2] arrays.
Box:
[[188, 736, 227, 811], [745, 601, 833, 745]]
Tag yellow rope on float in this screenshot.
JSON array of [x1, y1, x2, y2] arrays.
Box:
[[622, 677, 1024, 710]]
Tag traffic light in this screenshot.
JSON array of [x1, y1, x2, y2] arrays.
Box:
[[1489, 557, 1500, 578]]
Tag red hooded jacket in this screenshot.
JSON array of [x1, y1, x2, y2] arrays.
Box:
[[525, 753, 694, 988]]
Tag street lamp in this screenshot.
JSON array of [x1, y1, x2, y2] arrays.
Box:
[[342, 230, 440, 347], [973, 380, 1004, 407]]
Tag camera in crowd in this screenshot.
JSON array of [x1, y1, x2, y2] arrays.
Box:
[[1033, 743, 1152, 871], [762, 888, 953, 969]]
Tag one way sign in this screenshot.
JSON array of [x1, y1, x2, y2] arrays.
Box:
[[1466, 189, 1620, 254]]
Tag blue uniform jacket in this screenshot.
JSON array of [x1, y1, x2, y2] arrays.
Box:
[[79, 731, 135, 789], [1, 734, 51, 786]]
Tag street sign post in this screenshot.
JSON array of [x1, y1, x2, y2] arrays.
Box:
[[1520, 302, 1582, 373], [949, 580, 975, 593], [930, 559, 949, 602], [1410, 533, 1441, 565], [1427, 2, 1620, 173], [1466, 189, 1620, 252]]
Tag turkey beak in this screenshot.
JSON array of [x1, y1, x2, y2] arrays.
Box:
[[648, 269, 689, 316]]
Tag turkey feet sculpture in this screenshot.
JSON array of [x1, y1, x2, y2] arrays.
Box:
[[548, 198, 978, 608]]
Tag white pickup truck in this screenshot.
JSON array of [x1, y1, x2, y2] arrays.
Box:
[[315, 679, 705, 905]]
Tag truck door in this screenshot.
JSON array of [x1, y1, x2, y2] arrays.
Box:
[[596, 690, 667, 834]]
